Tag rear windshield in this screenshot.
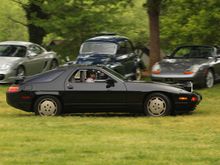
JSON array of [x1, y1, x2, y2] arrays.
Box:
[[26, 70, 64, 83]]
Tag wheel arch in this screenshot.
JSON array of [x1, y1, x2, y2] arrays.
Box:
[[31, 93, 64, 113]]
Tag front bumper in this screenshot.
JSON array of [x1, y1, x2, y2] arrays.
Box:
[[0, 69, 16, 83], [173, 92, 202, 112], [151, 71, 205, 85]]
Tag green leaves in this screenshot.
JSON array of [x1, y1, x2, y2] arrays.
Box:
[[160, 0, 220, 50]]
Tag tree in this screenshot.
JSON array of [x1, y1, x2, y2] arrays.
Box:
[[11, 0, 48, 44], [23, 0, 48, 44], [0, 0, 27, 41], [35, 0, 133, 58], [160, 0, 220, 51], [145, 0, 162, 70]]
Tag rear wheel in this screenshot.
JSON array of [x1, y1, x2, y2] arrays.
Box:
[[204, 70, 214, 88], [144, 93, 171, 117], [34, 96, 62, 116], [50, 60, 58, 69]]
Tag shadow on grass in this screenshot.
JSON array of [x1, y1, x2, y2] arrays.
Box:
[[11, 111, 196, 118]]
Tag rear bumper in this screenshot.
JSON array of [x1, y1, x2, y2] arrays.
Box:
[[6, 92, 33, 112]]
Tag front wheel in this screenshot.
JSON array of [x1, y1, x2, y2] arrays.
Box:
[[34, 96, 62, 116], [204, 70, 214, 88], [144, 93, 171, 117], [16, 66, 25, 77], [135, 67, 142, 80]]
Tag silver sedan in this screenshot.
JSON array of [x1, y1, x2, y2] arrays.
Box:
[[0, 41, 59, 83]]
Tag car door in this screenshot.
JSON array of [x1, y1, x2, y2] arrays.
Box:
[[24, 44, 47, 75], [116, 40, 136, 76], [63, 68, 127, 112]]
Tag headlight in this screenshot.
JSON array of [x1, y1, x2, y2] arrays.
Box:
[[0, 64, 12, 71], [184, 65, 200, 75], [152, 63, 161, 74]]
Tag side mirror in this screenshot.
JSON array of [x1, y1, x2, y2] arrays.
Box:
[[27, 52, 37, 57], [106, 78, 115, 88]]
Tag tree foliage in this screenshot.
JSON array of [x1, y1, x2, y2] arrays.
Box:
[[31, 0, 134, 58], [160, 0, 220, 51], [0, 0, 28, 42]]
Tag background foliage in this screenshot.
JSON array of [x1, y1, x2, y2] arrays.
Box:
[[160, 0, 220, 51], [0, 0, 28, 42], [1, 0, 220, 58]]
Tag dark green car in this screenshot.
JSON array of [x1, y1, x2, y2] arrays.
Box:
[[74, 35, 145, 80]]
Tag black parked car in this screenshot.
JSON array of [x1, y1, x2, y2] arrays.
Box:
[[71, 34, 145, 80], [151, 45, 220, 88], [6, 65, 201, 117]]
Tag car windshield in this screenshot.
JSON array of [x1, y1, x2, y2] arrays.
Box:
[[80, 42, 117, 55], [103, 67, 128, 81], [171, 46, 214, 59], [0, 45, 27, 57]]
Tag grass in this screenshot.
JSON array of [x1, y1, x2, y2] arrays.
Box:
[[0, 84, 220, 165]]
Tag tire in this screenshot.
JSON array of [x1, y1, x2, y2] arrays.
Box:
[[34, 96, 62, 116], [204, 70, 214, 88], [144, 93, 171, 117], [135, 67, 142, 80], [50, 60, 58, 69], [16, 66, 25, 77]]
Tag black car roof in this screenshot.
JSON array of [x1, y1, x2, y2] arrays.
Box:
[[62, 64, 106, 70], [85, 35, 129, 43]]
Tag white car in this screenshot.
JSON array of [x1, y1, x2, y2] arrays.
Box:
[[0, 41, 59, 83]]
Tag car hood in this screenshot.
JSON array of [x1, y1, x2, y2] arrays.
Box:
[[0, 57, 22, 66], [159, 58, 210, 73], [76, 54, 112, 65], [125, 81, 190, 94]]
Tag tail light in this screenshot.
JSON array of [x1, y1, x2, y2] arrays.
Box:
[[7, 85, 20, 93], [191, 96, 198, 102]]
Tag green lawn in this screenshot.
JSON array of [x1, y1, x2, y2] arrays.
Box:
[[0, 84, 219, 165]]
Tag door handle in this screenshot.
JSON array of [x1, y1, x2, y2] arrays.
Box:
[[67, 83, 74, 89]]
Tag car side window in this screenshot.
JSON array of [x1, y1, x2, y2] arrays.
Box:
[[28, 45, 44, 55], [117, 41, 127, 55], [126, 40, 133, 54], [69, 69, 110, 83]]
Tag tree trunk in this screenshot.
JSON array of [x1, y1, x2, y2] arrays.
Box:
[[147, 0, 162, 71], [23, 1, 48, 44]]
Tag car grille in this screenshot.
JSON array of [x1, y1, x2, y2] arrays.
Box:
[[0, 74, 5, 80]]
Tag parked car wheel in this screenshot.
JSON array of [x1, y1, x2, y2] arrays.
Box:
[[135, 67, 142, 80], [50, 60, 59, 69], [34, 96, 62, 116], [144, 93, 171, 117], [16, 66, 25, 77], [204, 70, 214, 88]]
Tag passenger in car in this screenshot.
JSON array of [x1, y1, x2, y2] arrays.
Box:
[[86, 71, 96, 83]]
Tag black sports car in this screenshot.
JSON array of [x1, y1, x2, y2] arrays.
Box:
[[6, 65, 201, 117]]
